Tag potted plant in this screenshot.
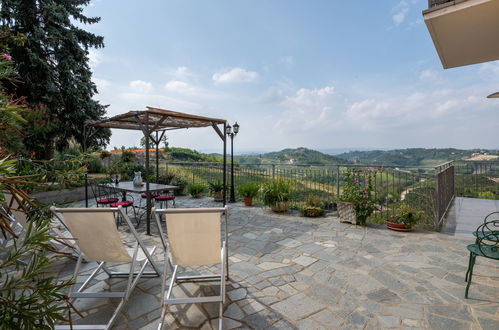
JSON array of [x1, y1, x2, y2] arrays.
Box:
[[300, 194, 325, 217], [188, 183, 205, 198], [386, 204, 423, 232], [338, 168, 378, 225], [261, 179, 292, 212], [208, 180, 224, 202], [238, 182, 260, 206]]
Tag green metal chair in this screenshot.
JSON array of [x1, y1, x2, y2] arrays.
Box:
[[471, 211, 499, 244], [465, 218, 499, 298]]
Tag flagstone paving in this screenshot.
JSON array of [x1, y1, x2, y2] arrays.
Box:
[[54, 196, 499, 329]]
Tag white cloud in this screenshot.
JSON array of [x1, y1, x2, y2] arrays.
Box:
[[88, 49, 102, 68], [419, 69, 443, 83], [273, 85, 338, 133], [118, 92, 202, 112], [212, 67, 259, 83], [129, 80, 154, 93], [171, 66, 196, 80], [164, 80, 197, 95], [286, 86, 335, 107], [93, 78, 110, 90], [392, 1, 409, 25]]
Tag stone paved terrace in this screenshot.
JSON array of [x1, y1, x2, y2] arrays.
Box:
[[52, 196, 499, 329]]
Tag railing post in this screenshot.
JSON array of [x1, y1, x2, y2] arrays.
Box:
[[434, 167, 440, 231], [336, 166, 340, 198], [272, 164, 275, 179]]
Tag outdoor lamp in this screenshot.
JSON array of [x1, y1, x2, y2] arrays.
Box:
[[227, 122, 239, 202]]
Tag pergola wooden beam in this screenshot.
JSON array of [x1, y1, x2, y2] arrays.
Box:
[[85, 107, 226, 131], [84, 107, 228, 237]]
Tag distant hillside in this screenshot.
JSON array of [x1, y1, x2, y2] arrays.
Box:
[[237, 147, 349, 165], [165, 147, 222, 162], [336, 148, 485, 166]]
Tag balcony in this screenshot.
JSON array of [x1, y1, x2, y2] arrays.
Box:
[[423, 0, 499, 69]]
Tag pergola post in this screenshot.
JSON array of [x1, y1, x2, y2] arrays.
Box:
[[144, 112, 151, 235], [155, 131, 159, 183], [85, 107, 227, 236]]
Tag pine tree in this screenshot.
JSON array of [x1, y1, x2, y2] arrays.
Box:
[[0, 0, 110, 159]]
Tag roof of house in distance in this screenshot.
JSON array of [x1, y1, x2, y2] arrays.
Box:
[[85, 106, 226, 131]]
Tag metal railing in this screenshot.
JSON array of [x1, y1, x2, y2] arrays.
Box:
[[454, 161, 499, 199], [19, 155, 499, 231], [161, 161, 459, 230], [428, 0, 454, 9], [435, 162, 455, 230]]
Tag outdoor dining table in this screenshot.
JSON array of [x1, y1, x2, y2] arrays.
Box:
[[100, 181, 178, 201], [98, 181, 178, 234]]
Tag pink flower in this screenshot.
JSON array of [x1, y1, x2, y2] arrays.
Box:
[[2, 53, 12, 61]]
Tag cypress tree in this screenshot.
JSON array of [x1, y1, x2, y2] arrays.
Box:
[[0, 0, 110, 159]]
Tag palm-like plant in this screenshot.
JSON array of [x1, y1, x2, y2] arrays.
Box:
[[0, 157, 77, 328]]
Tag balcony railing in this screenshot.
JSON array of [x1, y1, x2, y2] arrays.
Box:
[[428, 0, 455, 9], [18, 156, 498, 231], [162, 161, 465, 231]]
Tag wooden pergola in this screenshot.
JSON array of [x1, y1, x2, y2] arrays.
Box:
[[84, 106, 228, 235]]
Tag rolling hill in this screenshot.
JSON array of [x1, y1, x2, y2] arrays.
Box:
[[237, 147, 349, 165]]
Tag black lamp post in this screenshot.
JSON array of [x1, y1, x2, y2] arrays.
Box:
[[226, 122, 239, 203]]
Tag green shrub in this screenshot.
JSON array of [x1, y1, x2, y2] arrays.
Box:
[[121, 150, 135, 162], [304, 194, 322, 207], [208, 180, 224, 193], [261, 179, 292, 206], [171, 177, 188, 196], [87, 157, 104, 173], [388, 204, 423, 227], [99, 150, 111, 159], [157, 171, 178, 185], [238, 182, 260, 198], [108, 160, 145, 180], [300, 194, 325, 217], [188, 183, 205, 197], [478, 191, 496, 199], [301, 205, 325, 217]]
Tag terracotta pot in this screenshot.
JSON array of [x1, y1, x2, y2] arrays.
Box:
[[271, 201, 289, 212], [243, 197, 253, 206], [386, 220, 413, 232]]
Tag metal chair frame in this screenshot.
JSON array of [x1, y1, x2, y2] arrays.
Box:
[[153, 207, 228, 330], [465, 218, 499, 298], [89, 181, 119, 207], [50, 206, 161, 329]]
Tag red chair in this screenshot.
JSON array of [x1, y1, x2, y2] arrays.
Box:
[[90, 182, 118, 207], [111, 197, 137, 226], [154, 193, 175, 209]]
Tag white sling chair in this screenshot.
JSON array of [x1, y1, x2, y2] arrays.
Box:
[[2, 193, 77, 257], [153, 207, 228, 330], [50, 206, 161, 329]]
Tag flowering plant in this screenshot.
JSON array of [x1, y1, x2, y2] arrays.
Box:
[[388, 204, 423, 227], [338, 168, 378, 225]]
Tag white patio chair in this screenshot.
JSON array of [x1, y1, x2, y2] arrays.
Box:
[[2, 193, 77, 257], [50, 206, 161, 329], [153, 207, 228, 330]]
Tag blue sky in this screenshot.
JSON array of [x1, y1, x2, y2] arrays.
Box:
[[86, 0, 499, 153]]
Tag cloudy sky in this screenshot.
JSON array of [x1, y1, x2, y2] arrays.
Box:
[[86, 0, 499, 153]]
